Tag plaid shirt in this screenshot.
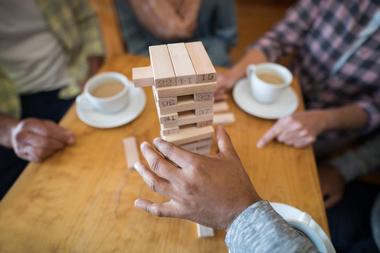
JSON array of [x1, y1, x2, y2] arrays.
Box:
[[0, 0, 104, 118], [253, 0, 380, 152]]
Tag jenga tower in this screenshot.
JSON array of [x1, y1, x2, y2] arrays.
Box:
[[132, 41, 216, 237], [132, 42, 216, 156]]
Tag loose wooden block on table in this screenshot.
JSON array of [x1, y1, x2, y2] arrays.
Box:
[[122, 136, 140, 169], [213, 113, 235, 125], [132, 66, 154, 87], [167, 43, 197, 85], [197, 224, 215, 238], [186, 42, 217, 83], [162, 126, 214, 145], [149, 45, 176, 88]]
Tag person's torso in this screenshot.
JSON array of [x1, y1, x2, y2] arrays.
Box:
[[0, 0, 70, 94], [297, 0, 380, 109]]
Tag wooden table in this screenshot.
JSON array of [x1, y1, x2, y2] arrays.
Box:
[[0, 54, 328, 253]]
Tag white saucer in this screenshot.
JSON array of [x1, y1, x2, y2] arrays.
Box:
[[270, 202, 335, 253], [232, 78, 298, 119], [76, 82, 146, 129]]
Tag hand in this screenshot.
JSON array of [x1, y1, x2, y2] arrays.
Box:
[[215, 71, 237, 101], [11, 118, 75, 162], [84, 56, 104, 87], [134, 126, 260, 229], [257, 110, 329, 148], [318, 165, 345, 208]]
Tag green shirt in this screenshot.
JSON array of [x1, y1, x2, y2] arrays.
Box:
[[0, 0, 104, 118]]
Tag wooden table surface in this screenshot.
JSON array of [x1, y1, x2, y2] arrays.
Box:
[[0, 54, 328, 253]]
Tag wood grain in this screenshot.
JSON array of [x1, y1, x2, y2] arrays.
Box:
[[0, 54, 328, 253]]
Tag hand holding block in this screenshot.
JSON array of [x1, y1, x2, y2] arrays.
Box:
[[132, 66, 154, 87], [122, 136, 140, 170]]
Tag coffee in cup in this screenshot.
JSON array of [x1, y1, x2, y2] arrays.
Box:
[[78, 72, 130, 113], [246, 63, 293, 104], [91, 82, 125, 98]]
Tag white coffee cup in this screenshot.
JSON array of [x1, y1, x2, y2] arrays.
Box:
[[246, 63, 293, 104], [77, 72, 130, 113]]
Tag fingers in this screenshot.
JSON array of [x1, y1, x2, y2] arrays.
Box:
[[140, 142, 181, 181], [134, 161, 172, 196], [19, 132, 65, 151], [25, 120, 74, 144], [135, 199, 179, 218], [256, 122, 282, 148], [324, 194, 342, 209], [215, 126, 238, 157], [153, 138, 194, 169]]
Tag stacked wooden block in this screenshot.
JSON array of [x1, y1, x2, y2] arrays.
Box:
[[132, 41, 216, 156]]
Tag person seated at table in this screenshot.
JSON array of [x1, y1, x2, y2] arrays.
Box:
[[132, 126, 326, 253], [0, 0, 104, 199], [216, 0, 380, 157], [319, 132, 380, 253], [115, 0, 237, 67]]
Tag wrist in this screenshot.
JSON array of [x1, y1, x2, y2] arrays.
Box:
[[227, 195, 262, 229], [0, 116, 19, 148]]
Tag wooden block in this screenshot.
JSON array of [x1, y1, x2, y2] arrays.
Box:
[[185, 42, 216, 83], [197, 224, 214, 238], [162, 126, 214, 145], [213, 113, 235, 125], [196, 146, 211, 155], [197, 120, 213, 128], [157, 96, 177, 108], [132, 66, 154, 87], [154, 82, 216, 98], [167, 43, 197, 85], [161, 113, 213, 129], [161, 126, 180, 136], [195, 107, 213, 116], [149, 45, 176, 88], [159, 112, 178, 124], [158, 100, 214, 115], [180, 138, 212, 151], [213, 102, 229, 113], [194, 92, 214, 102], [122, 136, 140, 170]]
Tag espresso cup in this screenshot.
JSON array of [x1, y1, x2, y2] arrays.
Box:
[[246, 63, 293, 104], [77, 72, 130, 113]]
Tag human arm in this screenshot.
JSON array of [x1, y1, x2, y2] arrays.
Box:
[[128, 0, 200, 40], [216, 0, 321, 99], [257, 104, 369, 148], [133, 126, 318, 252], [0, 114, 74, 162], [318, 132, 380, 208]]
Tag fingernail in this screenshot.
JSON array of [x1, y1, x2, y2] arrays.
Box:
[[140, 142, 148, 151], [153, 138, 161, 147], [256, 141, 263, 148], [134, 199, 143, 208], [67, 136, 75, 145]]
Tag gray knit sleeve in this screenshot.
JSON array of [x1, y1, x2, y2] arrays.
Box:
[[225, 201, 318, 253], [331, 134, 380, 182]]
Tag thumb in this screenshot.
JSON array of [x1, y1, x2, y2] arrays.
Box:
[[216, 125, 237, 157]]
